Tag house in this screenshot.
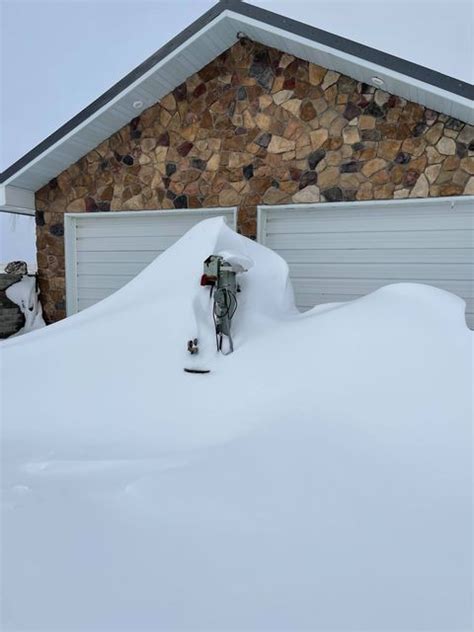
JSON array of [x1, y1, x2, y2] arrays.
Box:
[[0, 0, 473, 326]]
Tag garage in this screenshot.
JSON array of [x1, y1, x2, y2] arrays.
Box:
[[64, 208, 236, 315], [258, 196, 474, 328]]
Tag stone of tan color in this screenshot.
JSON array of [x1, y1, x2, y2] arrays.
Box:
[[425, 164, 442, 184], [219, 187, 240, 206], [401, 137, 426, 157], [319, 108, 338, 128], [206, 154, 220, 171], [267, 135, 296, 154], [309, 64, 326, 86], [279, 53, 295, 68], [343, 127, 360, 145], [374, 183, 395, 199], [283, 150, 297, 161], [292, 185, 320, 203], [377, 140, 401, 160], [273, 90, 294, 105], [374, 90, 390, 106], [356, 182, 373, 200], [310, 128, 328, 150], [329, 116, 347, 136], [359, 115, 376, 130], [272, 76, 285, 93], [443, 155, 460, 171], [453, 170, 469, 187], [122, 193, 144, 210], [458, 125, 474, 145], [439, 184, 464, 196], [436, 137, 456, 155], [321, 70, 340, 91], [259, 94, 273, 109], [281, 99, 302, 116], [464, 176, 474, 194], [361, 158, 387, 177], [263, 187, 289, 204], [424, 122, 444, 145], [318, 167, 339, 188], [393, 188, 410, 199], [313, 98, 328, 115], [426, 146, 444, 164], [243, 110, 256, 129], [255, 112, 272, 131], [160, 93, 176, 112], [66, 198, 86, 212], [155, 146, 168, 162], [141, 138, 157, 153], [460, 157, 474, 174], [409, 173, 429, 198]]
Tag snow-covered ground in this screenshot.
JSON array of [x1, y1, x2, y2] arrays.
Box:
[[1, 218, 472, 630]]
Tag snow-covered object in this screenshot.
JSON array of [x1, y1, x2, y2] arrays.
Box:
[[1, 218, 472, 630], [217, 249, 254, 272], [5, 274, 45, 336]]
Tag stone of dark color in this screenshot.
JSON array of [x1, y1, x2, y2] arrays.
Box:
[[157, 132, 170, 147], [85, 196, 98, 211], [446, 117, 463, 131], [357, 97, 370, 109], [289, 167, 302, 181], [340, 161, 361, 173], [283, 77, 296, 90], [191, 158, 207, 171], [50, 223, 64, 237], [300, 100, 317, 122], [55, 300, 66, 311], [177, 141, 193, 157], [235, 127, 247, 135], [343, 102, 361, 121], [299, 170, 317, 189], [413, 122, 426, 137], [166, 190, 176, 200], [322, 186, 343, 202], [228, 100, 236, 117], [243, 163, 254, 180], [113, 151, 123, 163], [35, 211, 45, 227], [173, 82, 187, 101], [100, 159, 109, 171], [162, 177, 170, 188], [130, 116, 140, 130], [395, 151, 411, 165], [49, 177, 58, 189], [272, 179, 280, 189], [166, 162, 177, 177], [456, 142, 468, 158], [361, 129, 381, 141], [386, 95, 398, 108], [193, 83, 207, 98], [237, 86, 247, 101], [131, 130, 141, 140], [360, 83, 369, 94], [352, 142, 365, 152], [249, 51, 274, 90], [403, 170, 419, 187], [256, 132, 272, 148], [97, 201, 110, 211], [174, 195, 188, 209], [365, 102, 385, 118], [343, 189, 357, 201], [122, 155, 134, 166], [308, 149, 325, 170], [469, 141, 474, 152]]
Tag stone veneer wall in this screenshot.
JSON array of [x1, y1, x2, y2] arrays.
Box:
[[36, 40, 474, 323]]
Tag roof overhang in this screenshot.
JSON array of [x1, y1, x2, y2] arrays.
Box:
[[0, 185, 35, 215], [1, 0, 472, 212]]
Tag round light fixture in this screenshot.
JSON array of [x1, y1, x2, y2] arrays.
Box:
[[132, 100, 144, 110], [371, 76, 385, 87]]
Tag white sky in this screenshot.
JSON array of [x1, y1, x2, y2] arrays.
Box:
[[0, 0, 472, 262]]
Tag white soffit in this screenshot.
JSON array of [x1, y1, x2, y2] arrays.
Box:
[[1, 7, 472, 202]]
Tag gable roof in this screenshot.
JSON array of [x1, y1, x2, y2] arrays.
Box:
[[1, 0, 472, 214]]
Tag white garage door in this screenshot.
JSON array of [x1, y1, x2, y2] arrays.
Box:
[[258, 196, 474, 328], [65, 208, 237, 314]]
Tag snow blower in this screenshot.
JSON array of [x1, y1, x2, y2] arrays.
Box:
[[184, 253, 251, 374]]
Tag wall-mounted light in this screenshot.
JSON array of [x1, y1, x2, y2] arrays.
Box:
[[132, 100, 144, 110], [371, 76, 385, 87]]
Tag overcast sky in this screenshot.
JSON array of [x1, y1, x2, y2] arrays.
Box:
[[0, 0, 472, 262]]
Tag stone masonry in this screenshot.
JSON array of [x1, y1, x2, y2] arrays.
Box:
[[36, 39, 474, 323]]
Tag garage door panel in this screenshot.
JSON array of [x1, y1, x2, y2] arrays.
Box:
[[266, 230, 472, 250], [288, 262, 473, 281], [259, 198, 474, 328], [66, 208, 236, 314], [277, 248, 474, 265]]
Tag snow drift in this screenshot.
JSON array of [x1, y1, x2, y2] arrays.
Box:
[[1, 217, 472, 630]]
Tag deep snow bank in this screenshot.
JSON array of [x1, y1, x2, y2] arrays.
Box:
[[1, 218, 472, 630]]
